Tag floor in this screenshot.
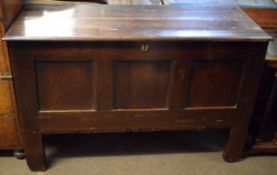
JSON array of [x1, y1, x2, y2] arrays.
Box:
[[0, 130, 276, 175]]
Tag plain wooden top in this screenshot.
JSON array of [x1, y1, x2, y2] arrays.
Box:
[[3, 2, 272, 41]]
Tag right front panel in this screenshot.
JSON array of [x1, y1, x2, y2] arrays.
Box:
[[186, 60, 243, 108]]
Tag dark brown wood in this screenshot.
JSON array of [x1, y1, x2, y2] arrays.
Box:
[[244, 4, 277, 153], [37, 61, 95, 110], [0, 0, 23, 30], [224, 125, 249, 162], [6, 2, 270, 171], [22, 122, 46, 171], [3, 3, 271, 41], [258, 71, 277, 140], [114, 61, 170, 109], [187, 61, 243, 107], [247, 58, 277, 155], [8, 41, 268, 170], [246, 141, 277, 155]]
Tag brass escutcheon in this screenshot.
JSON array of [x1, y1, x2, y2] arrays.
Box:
[[140, 44, 150, 52]]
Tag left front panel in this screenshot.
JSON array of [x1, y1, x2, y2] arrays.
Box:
[[9, 42, 99, 122], [36, 61, 95, 111]]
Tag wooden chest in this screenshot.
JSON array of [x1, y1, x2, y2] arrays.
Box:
[[4, 2, 271, 171]]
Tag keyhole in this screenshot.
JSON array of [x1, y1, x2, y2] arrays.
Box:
[[141, 44, 149, 52]]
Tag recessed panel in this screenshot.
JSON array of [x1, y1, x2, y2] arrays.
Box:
[[36, 61, 94, 110], [187, 60, 243, 108], [114, 61, 170, 109]]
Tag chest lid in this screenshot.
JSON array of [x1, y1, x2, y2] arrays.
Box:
[[3, 1, 272, 41]]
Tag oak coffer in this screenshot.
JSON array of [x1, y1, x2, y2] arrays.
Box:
[[3, 2, 271, 171]]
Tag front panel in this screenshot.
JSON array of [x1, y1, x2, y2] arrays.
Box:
[[186, 60, 244, 108], [9, 42, 266, 133], [113, 61, 171, 109], [36, 61, 95, 111]]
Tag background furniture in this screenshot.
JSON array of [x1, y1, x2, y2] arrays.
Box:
[[248, 48, 277, 154], [0, 0, 23, 154], [234, 0, 277, 155], [4, 2, 270, 171], [247, 34, 277, 154]]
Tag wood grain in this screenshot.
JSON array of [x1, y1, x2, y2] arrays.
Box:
[[3, 2, 271, 41], [0, 0, 21, 149], [36, 61, 95, 110], [0, 23, 14, 115], [0, 117, 20, 149], [114, 61, 170, 109], [0, 81, 14, 115], [187, 60, 243, 108]]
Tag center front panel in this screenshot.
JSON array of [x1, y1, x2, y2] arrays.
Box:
[[113, 61, 171, 109]]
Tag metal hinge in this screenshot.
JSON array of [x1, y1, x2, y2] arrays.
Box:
[[0, 72, 13, 80]]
